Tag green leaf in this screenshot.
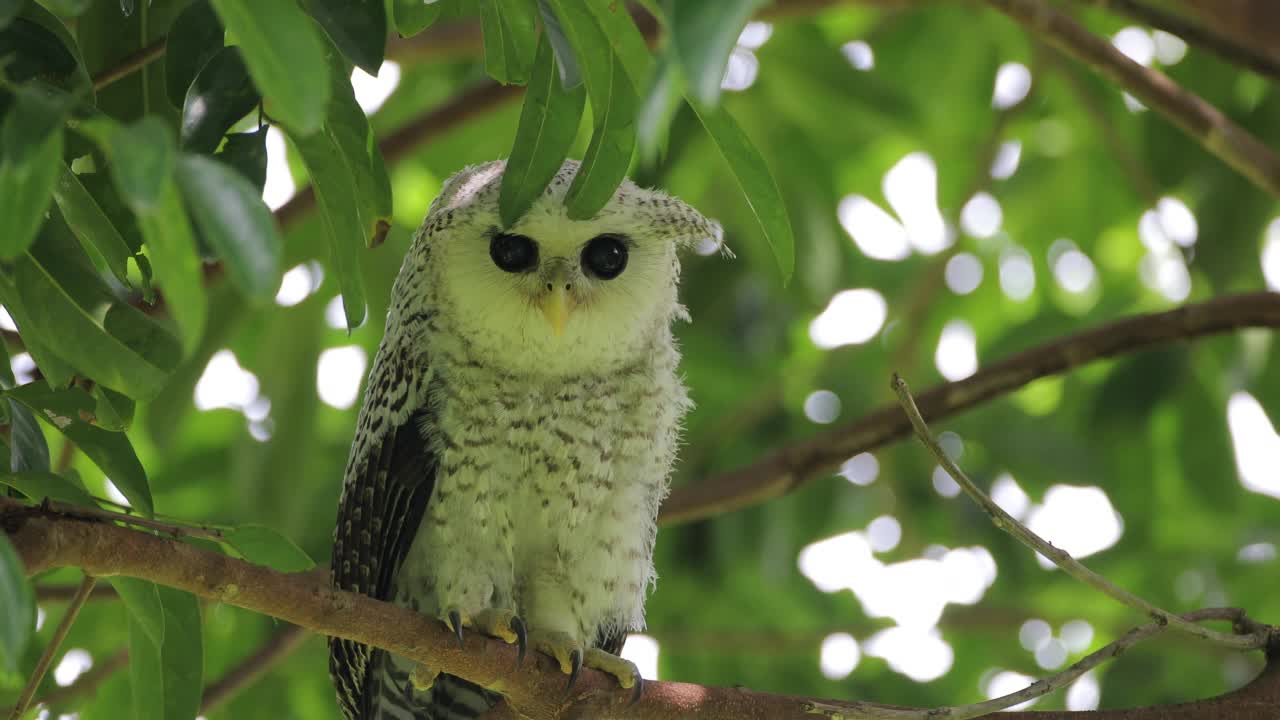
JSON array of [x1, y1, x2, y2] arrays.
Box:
[[6, 399, 49, 473], [210, 0, 330, 134], [0, 1, 19, 29], [536, 0, 580, 89], [0, 86, 68, 259], [544, 0, 637, 219], [52, 164, 135, 286], [0, 471, 95, 506], [478, 0, 538, 85], [584, 1, 652, 87], [134, 183, 207, 354], [164, 0, 225, 108], [690, 102, 793, 282], [636, 50, 682, 164], [79, 115, 175, 212], [179, 46, 260, 154], [109, 577, 164, 649], [225, 524, 316, 572], [5, 383, 153, 517], [0, 533, 34, 675], [1, 9, 92, 94], [289, 130, 367, 329], [500, 33, 586, 227], [175, 153, 282, 303], [214, 127, 267, 191], [40, 0, 93, 17], [91, 384, 135, 431], [670, 0, 764, 107], [127, 589, 202, 720], [305, 0, 387, 75], [0, 234, 178, 399], [390, 0, 441, 37]]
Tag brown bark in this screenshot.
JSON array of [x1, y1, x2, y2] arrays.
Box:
[[1178, 0, 1280, 63]]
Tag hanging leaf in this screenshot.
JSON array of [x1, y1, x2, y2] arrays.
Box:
[[5, 383, 153, 517], [500, 33, 586, 227], [175, 153, 282, 303], [670, 0, 764, 107], [92, 384, 135, 431], [226, 524, 316, 572], [305, 0, 387, 75], [179, 46, 260, 154], [109, 577, 165, 649], [52, 164, 135, 287], [6, 400, 50, 474], [390, 0, 441, 37], [210, 0, 330, 134], [585, 1, 652, 86], [163, 0, 225, 108], [478, 0, 538, 85], [0, 533, 34, 675], [536, 0, 581, 89], [155, 586, 203, 720], [0, 86, 68, 259], [689, 101, 794, 282], [214, 127, 268, 192]]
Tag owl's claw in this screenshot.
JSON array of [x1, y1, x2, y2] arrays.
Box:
[[443, 608, 466, 649], [564, 648, 583, 697], [511, 615, 528, 666], [583, 647, 644, 704]]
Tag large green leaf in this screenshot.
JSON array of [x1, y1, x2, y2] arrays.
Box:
[[690, 101, 794, 282], [133, 183, 207, 354], [0, 471, 95, 506], [390, 0, 441, 37], [0, 0, 19, 29], [478, 0, 538, 85], [127, 590, 201, 720], [0, 86, 67, 259], [500, 33, 586, 227], [289, 129, 367, 330], [305, 0, 387, 75], [1, 7, 92, 94], [214, 126, 268, 191], [536, 0, 581, 88], [5, 382, 153, 517], [585, 1, 652, 87], [544, 0, 636, 219], [52, 164, 135, 287], [0, 533, 34, 675], [163, 0, 224, 108], [79, 115, 175, 212], [225, 524, 316, 572], [670, 0, 764, 107], [174, 153, 281, 303], [110, 577, 165, 649], [5, 400, 49, 474], [179, 46, 260, 154], [0, 233, 178, 399], [209, 0, 330, 134]]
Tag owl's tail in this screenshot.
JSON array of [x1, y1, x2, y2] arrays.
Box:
[[368, 650, 502, 720]]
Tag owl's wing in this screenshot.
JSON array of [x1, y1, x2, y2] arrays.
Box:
[[329, 320, 435, 720]]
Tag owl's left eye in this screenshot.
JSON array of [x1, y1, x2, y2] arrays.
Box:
[[582, 234, 629, 280], [490, 233, 538, 273]]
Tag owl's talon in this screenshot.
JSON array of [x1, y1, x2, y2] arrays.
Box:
[[564, 648, 583, 696], [583, 647, 643, 703], [445, 608, 465, 649], [629, 675, 644, 706], [511, 615, 528, 666]]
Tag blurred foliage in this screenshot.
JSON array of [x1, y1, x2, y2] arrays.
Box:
[[1, 0, 1279, 718]]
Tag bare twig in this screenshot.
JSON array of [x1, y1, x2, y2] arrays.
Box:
[[891, 374, 1270, 651], [35, 583, 117, 602], [1079, 0, 1280, 80], [200, 624, 310, 714], [39, 498, 225, 541], [6, 504, 1280, 719], [91, 39, 166, 91], [986, 0, 1280, 200], [659, 291, 1280, 526], [3, 647, 128, 716], [8, 574, 98, 720]]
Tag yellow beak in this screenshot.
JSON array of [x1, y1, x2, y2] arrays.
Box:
[[541, 285, 571, 336]]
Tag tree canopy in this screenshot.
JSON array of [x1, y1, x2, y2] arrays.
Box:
[[1, 1, 1279, 719]]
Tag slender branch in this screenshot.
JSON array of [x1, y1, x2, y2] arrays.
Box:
[[91, 39, 166, 91], [891, 374, 1270, 651], [5, 505, 1280, 719], [35, 583, 118, 602], [659, 291, 1280, 526], [985, 0, 1280, 200], [1079, 0, 1280, 80], [200, 624, 310, 714], [8, 574, 98, 720], [40, 498, 225, 541], [3, 647, 128, 716]]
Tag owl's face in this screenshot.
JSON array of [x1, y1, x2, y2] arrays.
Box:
[[420, 161, 721, 378]]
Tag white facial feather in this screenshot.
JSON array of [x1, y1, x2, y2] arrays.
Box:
[[419, 159, 722, 378]]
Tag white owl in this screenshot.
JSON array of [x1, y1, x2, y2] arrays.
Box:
[[329, 159, 722, 719]]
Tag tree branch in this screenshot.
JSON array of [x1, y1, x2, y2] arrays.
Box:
[[91, 39, 166, 91], [658, 291, 1280, 526], [5, 503, 1279, 719], [200, 624, 310, 714], [9, 574, 97, 720], [986, 0, 1280, 200]]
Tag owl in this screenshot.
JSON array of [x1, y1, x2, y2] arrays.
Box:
[[328, 159, 722, 719]]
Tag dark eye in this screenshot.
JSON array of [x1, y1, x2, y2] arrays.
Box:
[[581, 234, 629, 280], [490, 233, 538, 273]]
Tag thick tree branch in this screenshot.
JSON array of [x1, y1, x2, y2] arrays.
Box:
[[659, 291, 1280, 526], [986, 0, 1280, 200], [5, 505, 1280, 719]]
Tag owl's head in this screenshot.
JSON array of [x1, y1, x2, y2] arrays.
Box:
[[413, 160, 723, 378]]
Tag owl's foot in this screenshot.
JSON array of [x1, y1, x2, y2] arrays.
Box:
[[440, 606, 527, 661], [528, 631, 643, 703], [409, 664, 440, 691]]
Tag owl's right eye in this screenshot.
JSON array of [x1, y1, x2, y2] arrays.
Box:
[[489, 233, 538, 273]]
